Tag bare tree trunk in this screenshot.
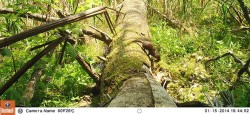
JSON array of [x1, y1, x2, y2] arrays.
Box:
[[99, 0, 176, 107]]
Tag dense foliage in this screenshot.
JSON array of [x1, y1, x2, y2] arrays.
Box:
[[0, 0, 249, 107]]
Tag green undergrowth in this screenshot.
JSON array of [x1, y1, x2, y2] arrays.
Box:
[[149, 16, 250, 106], [1, 0, 250, 107]]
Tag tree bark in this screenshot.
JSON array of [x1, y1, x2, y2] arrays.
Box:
[[99, 0, 176, 107]]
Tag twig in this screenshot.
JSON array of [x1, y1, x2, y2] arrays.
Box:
[[237, 0, 250, 25], [231, 6, 243, 24], [206, 51, 250, 90], [104, 12, 116, 35], [97, 56, 107, 61], [145, 2, 183, 29], [59, 37, 68, 65], [231, 26, 250, 32], [106, 7, 125, 15], [115, 2, 124, 22], [85, 26, 112, 44], [56, 11, 66, 18], [0, 36, 66, 96], [229, 7, 242, 25], [230, 58, 250, 90], [11, 52, 17, 73], [30, 40, 56, 51], [206, 51, 244, 66], [75, 53, 100, 83], [67, 37, 76, 45], [89, 26, 112, 43], [72, 0, 80, 14]]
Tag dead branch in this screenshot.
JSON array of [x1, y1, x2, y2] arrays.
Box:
[[56, 11, 67, 18], [145, 2, 183, 29], [76, 53, 100, 83], [89, 26, 112, 43], [0, 36, 66, 96], [231, 26, 250, 32], [55, 9, 101, 81], [230, 58, 250, 90], [0, 8, 59, 22], [30, 39, 56, 51], [82, 28, 112, 45], [206, 51, 244, 66], [206, 51, 250, 90], [0, 6, 106, 48], [104, 12, 116, 35], [98, 56, 107, 61], [59, 37, 68, 65], [237, 0, 250, 25], [65, 38, 100, 83], [106, 7, 125, 15], [231, 6, 243, 24], [229, 7, 242, 25], [67, 37, 76, 44]]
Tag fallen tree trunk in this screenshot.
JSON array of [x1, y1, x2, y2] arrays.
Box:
[[99, 0, 176, 107]]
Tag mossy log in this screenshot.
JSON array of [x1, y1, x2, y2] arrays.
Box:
[[99, 0, 176, 107]]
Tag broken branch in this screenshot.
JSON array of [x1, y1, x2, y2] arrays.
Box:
[[206, 51, 250, 90], [104, 12, 116, 35], [76, 53, 100, 83], [30, 39, 56, 51], [0, 6, 106, 48], [82, 28, 112, 45], [0, 36, 66, 96], [65, 38, 100, 83], [237, 0, 250, 25], [230, 58, 250, 90], [0, 8, 59, 22], [206, 51, 244, 66]]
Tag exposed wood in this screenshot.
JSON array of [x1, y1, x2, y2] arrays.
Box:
[[82, 29, 112, 45], [99, 0, 176, 107], [89, 26, 113, 44], [0, 36, 66, 96], [231, 26, 250, 32], [0, 6, 106, 48], [75, 53, 100, 83], [237, 0, 250, 25]]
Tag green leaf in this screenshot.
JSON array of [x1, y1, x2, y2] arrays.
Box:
[[0, 48, 12, 57], [66, 44, 78, 59]]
